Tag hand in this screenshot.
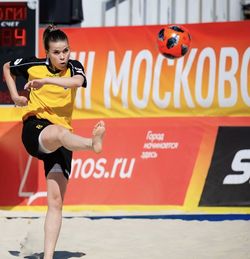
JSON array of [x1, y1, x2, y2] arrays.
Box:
[[24, 79, 45, 90], [12, 95, 28, 106]]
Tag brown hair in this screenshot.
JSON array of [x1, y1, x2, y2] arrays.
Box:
[[43, 25, 68, 51]]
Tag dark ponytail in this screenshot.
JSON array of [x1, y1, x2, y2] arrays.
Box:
[[43, 25, 68, 51]]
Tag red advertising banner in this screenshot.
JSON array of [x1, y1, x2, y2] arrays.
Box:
[[0, 118, 202, 206]]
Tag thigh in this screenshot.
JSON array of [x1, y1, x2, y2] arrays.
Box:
[[47, 172, 68, 205], [39, 124, 69, 153], [22, 116, 51, 158]]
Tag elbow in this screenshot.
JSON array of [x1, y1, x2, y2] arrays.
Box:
[[3, 62, 10, 69], [3, 62, 10, 76], [73, 75, 85, 88], [77, 76, 87, 88], [76, 81, 83, 88], [3, 62, 8, 72]]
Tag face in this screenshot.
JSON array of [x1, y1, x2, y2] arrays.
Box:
[[47, 40, 70, 71]]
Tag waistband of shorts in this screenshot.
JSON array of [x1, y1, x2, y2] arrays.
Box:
[[24, 115, 51, 124]]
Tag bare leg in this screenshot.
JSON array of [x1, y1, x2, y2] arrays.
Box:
[[39, 120, 105, 153], [43, 173, 67, 259]]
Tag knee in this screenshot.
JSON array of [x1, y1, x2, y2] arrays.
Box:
[[48, 194, 63, 211], [56, 126, 70, 143]]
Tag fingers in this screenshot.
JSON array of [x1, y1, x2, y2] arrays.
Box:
[[14, 96, 28, 107], [24, 81, 32, 90], [24, 80, 42, 90], [23, 98, 28, 106]]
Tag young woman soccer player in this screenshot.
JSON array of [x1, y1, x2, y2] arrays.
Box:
[[3, 25, 105, 259]]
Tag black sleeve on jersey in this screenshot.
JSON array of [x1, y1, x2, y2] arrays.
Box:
[[68, 60, 87, 88], [9, 57, 40, 80]]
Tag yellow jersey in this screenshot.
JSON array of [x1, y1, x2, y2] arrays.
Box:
[[10, 57, 87, 130]]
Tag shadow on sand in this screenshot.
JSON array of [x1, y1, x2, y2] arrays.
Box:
[[9, 250, 86, 258]]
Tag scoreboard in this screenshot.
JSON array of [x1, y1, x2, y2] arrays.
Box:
[[0, 0, 38, 104]]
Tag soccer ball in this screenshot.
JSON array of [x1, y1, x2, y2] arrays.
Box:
[[157, 25, 191, 59]]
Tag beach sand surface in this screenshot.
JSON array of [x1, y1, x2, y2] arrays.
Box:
[[0, 213, 249, 259]]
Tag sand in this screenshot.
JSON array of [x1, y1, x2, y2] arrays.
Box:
[[0, 212, 249, 259]]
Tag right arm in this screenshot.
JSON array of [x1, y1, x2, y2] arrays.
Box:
[[3, 62, 28, 106]]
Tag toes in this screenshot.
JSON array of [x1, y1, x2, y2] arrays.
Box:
[[95, 120, 105, 129]]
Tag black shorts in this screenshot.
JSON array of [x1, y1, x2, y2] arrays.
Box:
[[22, 116, 72, 179]]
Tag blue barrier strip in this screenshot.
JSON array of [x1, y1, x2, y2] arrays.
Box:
[[4, 214, 250, 221], [81, 214, 250, 221]]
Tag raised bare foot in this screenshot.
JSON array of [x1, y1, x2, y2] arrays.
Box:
[[92, 121, 105, 153]]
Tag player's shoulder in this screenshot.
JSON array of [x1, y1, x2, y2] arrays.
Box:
[[68, 59, 85, 77], [68, 59, 83, 69], [10, 56, 47, 67]]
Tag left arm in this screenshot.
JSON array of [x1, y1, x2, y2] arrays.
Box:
[[24, 74, 84, 90]]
